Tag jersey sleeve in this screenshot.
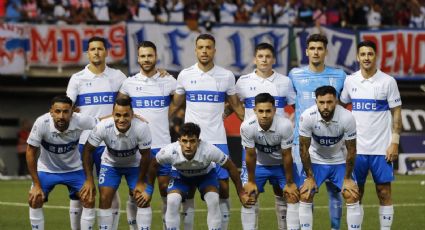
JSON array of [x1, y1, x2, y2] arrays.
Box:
[[340, 77, 351, 104], [168, 76, 178, 95], [298, 112, 313, 137], [137, 123, 152, 149], [26, 118, 44, 147], [235, 79, 245, 101], [78, 114, 97, 130], [208, 145, 229, 166], [387, 77, 402, 108], [280, 121, 294, 149], [87, 124, 103, 147], [175, 72, 186, 95], [225, 72, 236, 95], [286, 78, 296, 105], [240, 122, 255, 148], [344, 113, 357, 140], [119, 80, 130, 95], [155, 147, 173, 165], [66, 76, 79, 103]]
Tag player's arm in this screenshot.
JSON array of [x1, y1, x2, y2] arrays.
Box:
[[281, 147, 299, 202], [26, 144, 44, 208], [227, 94, 245, 121], [245, 147, 258, 196], [137, 148, 151, 186], [222, 158, 254, 207], [169, 93, 185, 118], [134, 157, 160, 207], [387, 105, 402, 162], [79, 142, 97, 204], [299, 135, 317, 199], [342, 138, 359, 200]]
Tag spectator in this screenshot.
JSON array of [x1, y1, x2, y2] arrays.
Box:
[[220, 0, 237, 23], [22, 0, 38, 21], [381, 0, 395, 26], [326, 0, 342, 26], [313, 0, 326, 26], [92, 0, 109, 22], [17, 119, 31, 177], [69, 0, 95, 24], [199, 1, 216, 31], [273, 0, 297, 26], [235, 2, 250, 23], [249, 0, 271, 25], [395, 2, 410, 26], [367, 2, 381, 28], [409, 0, 425, 28], [183, 0, 201, 32], [168, 0, 184, 22], [133, 0, 155, 21], [38, 0, 55, 22], [5, 0, 22, 22], [351, 0, 368, 27], [109, 0, 131, 22], [152, 0, 169, 23], [53, 0, 70, 24], [297, 0, 314, 26]]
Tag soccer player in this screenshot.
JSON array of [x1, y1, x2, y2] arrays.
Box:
[[340, 40, 402, 230], [235, 42, 295, 229], [170, 33, 245, 230], [298, 86, 362, 230], [26, 95, 97, 230], [134, 122, 252, 230], [240, 93, 300, 230], [79, 97, 152, 230], [289, 33, 346, 230], [118, 40, 177, 229], [66, 36, 127, 229]]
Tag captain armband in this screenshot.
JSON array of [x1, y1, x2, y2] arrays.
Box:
[[391, 133, 400, 144]]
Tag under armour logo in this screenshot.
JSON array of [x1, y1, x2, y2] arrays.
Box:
[[190, 80, 197, 84], [352, 87, 357, 92], [350, 224, 360, 228], [250, 86, 256, 91], [99, 226, 108, 229], [136, 86, 143, 91], [31, 225, 39, 229], [128, 220, 136, 225], [86, 82, 92, 87], [140, 227, 150, 230], [383, 216, 392, 220]]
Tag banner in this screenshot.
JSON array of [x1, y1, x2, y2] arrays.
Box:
[[0, 23, 27, 74], [359, 29, 425, 78], [27, 23, 126, 66], [127, 22, 290, 76], [294, 26, 358, 74]]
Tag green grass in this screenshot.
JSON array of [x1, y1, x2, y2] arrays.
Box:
[[1, 175, 425, 229]]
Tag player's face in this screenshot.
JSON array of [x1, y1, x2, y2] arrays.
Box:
[[254, 102, 276, 127], [306, 41, 327, 67], [138, 47, 157, 74], [113, 104, 133, 133], [195, 39, 216, 66], [50, 102, 73, 132], [357, 46, 377, 72], [254, 49, 275, 73], [179, 135, 200, 160], [316, 93, 337, 121], [87, 41, 107, 66]]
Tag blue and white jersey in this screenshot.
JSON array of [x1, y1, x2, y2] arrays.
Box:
[[289, 66, 346, 144], [87, 117, 152, 167], [156, 141, 228, 177], [176, 63, 236, 144], [236, 70, 295, 120], [220, 2, 237, 23], [340, 70, 402, 156], [240, 115, 293, 166], [299, 105, 356, 164], [119, 72, 176, 149], [66, 65, 127, 144], [27, 113, 97, 173]]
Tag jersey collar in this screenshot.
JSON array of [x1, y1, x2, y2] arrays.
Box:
[[113, 121, 132, 137], [317, 105, 340, 124], [194, 62, 217, 76], [136, 71, 160, 82], [360, 69, 380, 83], [257, 116, 277, 132], [252, 70, 277, 82], [84, 64, 111, 78], [48, 114, 77, 133]]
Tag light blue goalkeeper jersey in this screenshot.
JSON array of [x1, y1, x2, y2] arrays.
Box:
[[289, 66, 346, 144]]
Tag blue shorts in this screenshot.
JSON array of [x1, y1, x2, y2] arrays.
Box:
[[311, 163, 352, 191], [167, 170, 219, 198], [79, 144, 105, 176], [213, 144, 229, 180], [152, 148, 171, 176], [354, 155, 394, 185], [37, 170, 85, 201], [98, 164, 140, 191]]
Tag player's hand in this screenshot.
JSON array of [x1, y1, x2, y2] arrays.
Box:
[[385, 143, 399, 162], [73, 107, 81, 113], [133, 182, 151, 207], [342, 178, 359, 201], [283, 182, 300, 203], [79, 180, 96, 204], [28, 184, 44, 208], [243, 181, 258, 197], [300, 177, 317, 200], [238, 191, 256, 208], [134, 114, 149, 123], [157, 69, 170, 77]]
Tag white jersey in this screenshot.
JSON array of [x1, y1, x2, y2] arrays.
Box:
[[236, 70, 295, 120], [120, 72, 176, 149], [176, 63, 236, 144], [87, 117, 152, 167], [156, 141, 228, 177], [66, 65, 127, 144], [340, 70, 402, 156], [240, 115, 293, 166], [299, 105, 356, 164], [27, 113, 97, 173]]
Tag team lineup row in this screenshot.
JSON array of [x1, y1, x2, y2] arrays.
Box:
[[26, 33, 402, 230]]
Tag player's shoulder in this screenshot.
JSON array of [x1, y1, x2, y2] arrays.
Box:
[[274, 115, 293, 129], [106, 66, 126, 78], [376, 70, 397, 83], [241, 116, 258, 129], [214, 65, 234, 76], [301, 105, 318, 117], [236, 73, 252, 83], [97, 117, 114, 130], [178, 64, 197, 76], [131, 118, 149, 129], [325, 66, 346, 75], [34, 113, 51, 126], [288, 66, 308, 76], [70, 68, 87, 79]]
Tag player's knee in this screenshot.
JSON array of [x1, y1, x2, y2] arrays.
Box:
[[377, 187, 392, 203], [28, 199, 43, 209], [167, 193, 182, 208], [342, 190, 359, 203], [219, 179, 229, 198], [82, 199, 95, 208], [158, 182, 169, 197], [204, 192, 220, 207], [300, 193, 313, 203]]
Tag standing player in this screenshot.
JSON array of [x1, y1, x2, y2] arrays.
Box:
[[340, 40, 402, 230], [298, 86, 362, 230], [235, 43, 295, 229], [240, 93, 300, 230], [79, 98, 152, 230], [66, 36, 127, 229], [134, 122, 252, 230], [118, 40, 177, 229], [170, 33, 245, 230], [26, 95, 97, 230], [289, 33, 346, 230]]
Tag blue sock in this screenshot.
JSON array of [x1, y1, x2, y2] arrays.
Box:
[[326, 181, 342, 230]]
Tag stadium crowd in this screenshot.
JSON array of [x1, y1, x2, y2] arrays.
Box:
[[1, 0, 425, 28]]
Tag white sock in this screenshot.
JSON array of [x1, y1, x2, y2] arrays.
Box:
[[299, 202, 313, 230], [287, 203, 300, 230], [379, 205, 394, 230], [126, 195, 137, 230], [136, 207, 152, 230], [69, 200, 82, 230], [205, 192, 221, 230], [29, 207, 44, 230], [98, 208, 113, 230], [81, 208, 95, 230], [166, 193, 182, 230], [219, 198, 230, 230], [161, 196, 167, 230], [241, 203, 258, 230], [182, 198, 194, 230], [275, 196, 288, 230], [347, 202, 362, 230], [111, 192, 121, 230]]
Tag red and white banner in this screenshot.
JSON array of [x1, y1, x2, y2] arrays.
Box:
[[0, 23, 26, 74]]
